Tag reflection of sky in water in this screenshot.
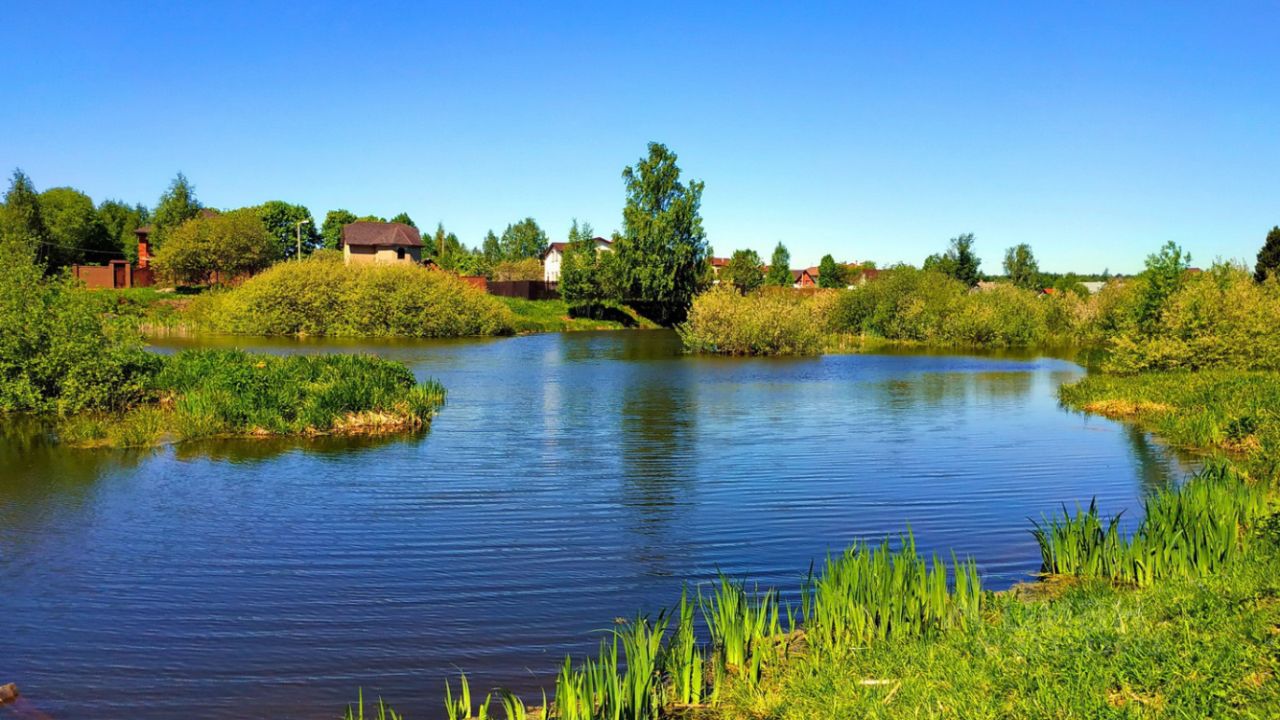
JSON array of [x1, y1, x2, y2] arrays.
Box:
[[0, 332, 1196, 720]]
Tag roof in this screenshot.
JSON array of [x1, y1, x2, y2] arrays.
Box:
[[135, 224, 153, 235], [710, 257, 730, 268], [544, 237, 611, 257], [341, 221, 423, 248]]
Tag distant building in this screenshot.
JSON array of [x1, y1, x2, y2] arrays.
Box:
[[792, 268, 818, 287], [709, 257, 730, 280], [1080, 281, 1107, 294], [340, 222, 423, 265], [542, 237, 612, 282]]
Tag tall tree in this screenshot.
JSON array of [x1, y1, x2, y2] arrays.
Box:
[[0, 169, 51, 265], [817, 254, 846, 288], [499, 217, 549, 260], [924, 233, 982, 287], [1256, 226, 1280, 282], [615, 142, 708, 325], [257, 201, 319, 259], [320, 209, 358, 250], [1002, 243, 1040, 290], [1137, 241, 1190, 333], [38, 187, 114, 269], [151, 172, 202, 248], [98, 200, 150, 262], [390, 212, 417, 229], [766, 242, 792, 286], [481, 230, 502, 264], [725, 249, 764, 292], [560, 219, 613, 311]]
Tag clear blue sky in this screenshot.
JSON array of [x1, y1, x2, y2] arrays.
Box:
[[3, 1, 1277, 273]]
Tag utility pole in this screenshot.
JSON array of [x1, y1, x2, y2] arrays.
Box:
[[295, 219, 311, 260]]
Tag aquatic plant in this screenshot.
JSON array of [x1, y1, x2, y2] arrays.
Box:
[[345, 689, 404, 720]]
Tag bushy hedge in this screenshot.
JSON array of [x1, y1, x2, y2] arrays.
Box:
[[187, 253, 515, 337], [680, 286, 837, 355]]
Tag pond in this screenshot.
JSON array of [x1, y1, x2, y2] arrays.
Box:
[[0, 331, 1193, 719]]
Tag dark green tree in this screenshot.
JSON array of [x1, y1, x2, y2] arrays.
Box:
[[258, 201, 319, 259], [817, 254, 847, 288], [766, 242, 792, 286], [39, 187, 114, 268], [615, 142, 708, 325], [1002, 243, 1040, 290], [1255, 226, 1280, 282], [390, 212, 417, 228], [151, 172, 202, 248], [725, 249, 764, 292], [499, 217, 549, 260], [98, 200, 150, 262], [924, 233, 981, 287], [0, 169, 51, 265], [481, 230, 502, 264], [560, 219, 614, 311], [320, 209, 358, 250]]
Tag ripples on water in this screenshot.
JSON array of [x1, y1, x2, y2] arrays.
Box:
[[0, 331, 1194, 719]]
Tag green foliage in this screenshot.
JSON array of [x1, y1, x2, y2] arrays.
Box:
[[816, 254, 845, 289], [321, 209, 359, 250], [681, 286, 836, 355], [615, 142, 709, 325], [1255, 225, 1280, 282], [0, 238, 159, 414], [39, 186, 116, 268], [97, 199, 150, 262], [765, 243, 792, 287], [344, 689, 404, 720], [1002, 243, 1040, 290], [187, 254, 514, 337], [257, 200, 319, 259], [481, 230, 502, 265], [499, 217, 549, 260], [923, 232, 982, 287], [723, 249, 764, 292], [152, 207, 278, 285], [559, 220, 620, 312], [490, 257, 544, 281], [150, 172, 202, 249], [0, 169, 52, 267], [389, 212, 417, 229], [1136, 240, 1191, 333]]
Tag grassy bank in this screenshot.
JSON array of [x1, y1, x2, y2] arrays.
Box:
[[184, 253, 516, 337], [498, 298, 659, 334], [346, 368, 1279, 718], [62, 349, 446, 448]]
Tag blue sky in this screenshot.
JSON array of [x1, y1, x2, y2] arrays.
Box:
[[3, 1, 1277, 273]]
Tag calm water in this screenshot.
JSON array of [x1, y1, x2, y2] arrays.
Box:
[[1, 331, 1193, 719]]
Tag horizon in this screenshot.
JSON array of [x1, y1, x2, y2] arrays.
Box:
[[4, 2, 1278, 274]]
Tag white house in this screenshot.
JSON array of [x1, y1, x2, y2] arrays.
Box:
[[543, 237, 612, 282]]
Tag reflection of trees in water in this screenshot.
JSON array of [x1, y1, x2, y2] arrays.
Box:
[[873, 371, 1038, 412], [618, 379, 696, 576], [558, 330, 685, 365], [171, 430, 418, 464], [1123, 424, 1197, 495]]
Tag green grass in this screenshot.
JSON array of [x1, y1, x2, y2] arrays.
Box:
[[497, 297, 657, 334], [59, 349, 446, 447]]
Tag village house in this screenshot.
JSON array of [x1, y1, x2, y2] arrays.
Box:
[[341, 221, 423, 265], [542, 236, 612, 282]]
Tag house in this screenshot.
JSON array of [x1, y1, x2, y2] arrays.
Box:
[[709, 257, 730, 280], [791, 268, 818, 287], [543, 236, 612, 282], [1080, 281, 1107, 294], [341, 221, 423, 265]]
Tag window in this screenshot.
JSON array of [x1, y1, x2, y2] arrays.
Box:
[[396, 247, 406, 260]]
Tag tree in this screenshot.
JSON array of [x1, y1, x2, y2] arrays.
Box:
[[481, 230, 502, 264], [153, 208, 277, 285], [36, 187, 114, 269], [817, 254, 847, 288], [560, 219, 618, 312], [151, 173, 202, 249], [1137, 241, 1190, 333], [924, 233, 981, 287], [258, 201, 319, 259], [0, 169, 51, 266], [766, 242, 792, 286], [320, 209, 358, 250], [98, 200, 150, 262], [1002, 243, 1040, 290], [390, 212, 417, 229], [499, 217, 549, 260], [724, 249, 764, 292], [1256, 226, 1280, 282], [615, 142, 708, 325]]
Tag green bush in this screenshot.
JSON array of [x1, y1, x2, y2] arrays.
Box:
[[680, 286, 835, 355], [188, 254, 515, 337]]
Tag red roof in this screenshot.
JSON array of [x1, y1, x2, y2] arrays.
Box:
[[710, 257, 730, 268], [341, 222, 423, 248]]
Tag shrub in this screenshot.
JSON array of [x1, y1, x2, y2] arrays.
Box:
[[680, 286, 834, 355], [188, 255, 515, 337], [152, 207, 278, 285]]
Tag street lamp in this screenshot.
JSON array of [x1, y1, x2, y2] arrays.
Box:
[[295, 219, 311, 260]]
